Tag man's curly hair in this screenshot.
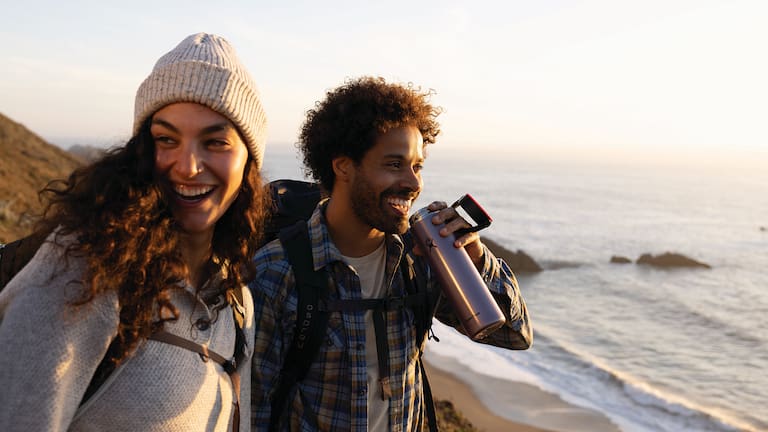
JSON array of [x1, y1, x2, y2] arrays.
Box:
[[36, 120, 270, 364], [298, 76, 441, 191]]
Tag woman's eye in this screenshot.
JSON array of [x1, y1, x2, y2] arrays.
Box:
[[207, 139, 230, 148], [153, 136, 175, 145], [413, 164, 424, 173], [388, 162, 401, 169]]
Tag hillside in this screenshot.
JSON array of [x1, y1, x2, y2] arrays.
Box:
[[0, 112, 83, 243]]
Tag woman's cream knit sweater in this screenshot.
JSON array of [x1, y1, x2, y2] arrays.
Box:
[[0, 235, 254, 431]]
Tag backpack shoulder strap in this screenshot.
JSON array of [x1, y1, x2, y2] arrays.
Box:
[[402, 253, 440, 348], [401, 253, 441, 432], [228, 285, 246, 329], [227, 285, 248, 370], [269, 220, 330, 431]]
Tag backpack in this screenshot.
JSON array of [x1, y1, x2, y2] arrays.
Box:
[[0, 179, 441, 431]]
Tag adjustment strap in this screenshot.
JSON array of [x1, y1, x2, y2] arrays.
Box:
[[149, 330, 240, 431], [321, 298, 383, 312], [372, 307, 392, 400], [320, 294, 423, 313], [420, 360, 438, 432]]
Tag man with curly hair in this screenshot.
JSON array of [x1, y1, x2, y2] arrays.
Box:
[[250, 77, 532, 432]]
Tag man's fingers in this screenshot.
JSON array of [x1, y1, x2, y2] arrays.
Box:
[[427, 201, 448, 212]]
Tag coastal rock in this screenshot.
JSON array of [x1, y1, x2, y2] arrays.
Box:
[[434, 400, 479, 432], [636, 252, 711, 269], [540, 260, 582, 270], [610, 255, 632, 264], [481, 237, 542, 273]]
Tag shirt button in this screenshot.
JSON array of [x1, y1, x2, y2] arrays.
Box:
[[195, 318, 211, 331], [358, 388, 366, 396], [326, 338, 334, 346], [356, 343, 364, 351]]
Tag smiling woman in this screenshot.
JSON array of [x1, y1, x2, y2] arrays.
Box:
[[152, 104, 250, 238], [0, 33, 269, 432]]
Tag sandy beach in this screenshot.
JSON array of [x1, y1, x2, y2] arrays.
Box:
[[425, 354, 621, 432]]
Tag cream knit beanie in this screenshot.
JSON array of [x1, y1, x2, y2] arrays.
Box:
[[134, 33, 267, 169]]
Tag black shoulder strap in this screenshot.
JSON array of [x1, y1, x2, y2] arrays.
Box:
[[420, 360, 439, 431], [402, 253, 440, 348], [269, 221, 330, 431], [401, 253, 441, 432]]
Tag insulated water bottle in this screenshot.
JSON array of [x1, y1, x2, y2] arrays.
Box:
[[409, 196, 506, 340]]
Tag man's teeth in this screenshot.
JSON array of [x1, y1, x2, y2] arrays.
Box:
[[173, 184, 214, 198], [388, 197, 412, 210]]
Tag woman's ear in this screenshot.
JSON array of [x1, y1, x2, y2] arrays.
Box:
[[332, 156, 354, 184]]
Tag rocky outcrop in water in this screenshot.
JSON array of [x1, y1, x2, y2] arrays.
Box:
[[636, 252, 711, 269], [481, 237, 542, 273], [610, 255, 632, 264]]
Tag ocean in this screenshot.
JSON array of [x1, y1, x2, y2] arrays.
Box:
[[262, 145, 768, 432]]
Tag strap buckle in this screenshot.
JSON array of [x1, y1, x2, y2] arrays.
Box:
[[223, 357, 237, 374], [385, 296, 406, 309]]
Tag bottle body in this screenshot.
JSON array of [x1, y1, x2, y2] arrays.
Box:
[[410, 207, 506, 340]]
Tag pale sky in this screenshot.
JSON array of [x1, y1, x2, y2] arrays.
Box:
[[1, 0, 766, 169]]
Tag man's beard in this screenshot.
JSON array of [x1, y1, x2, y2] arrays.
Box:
[[350, 173, 417, 235]]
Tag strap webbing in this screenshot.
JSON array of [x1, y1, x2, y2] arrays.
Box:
[[320, 295, 422, 313], [149, 330, 237, 372], [372, 307, 392, 399], [420, 360, 439, 432], [403, 254, 441, 432]]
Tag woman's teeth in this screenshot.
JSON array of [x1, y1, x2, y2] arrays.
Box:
[[173, 184, 214, 199]]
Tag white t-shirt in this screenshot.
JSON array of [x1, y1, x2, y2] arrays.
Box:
[[342, 241, 389, 432]]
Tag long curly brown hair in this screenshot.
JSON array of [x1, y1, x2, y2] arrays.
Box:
[[298, 76, 442, 192], [36, 119, 270, 363]]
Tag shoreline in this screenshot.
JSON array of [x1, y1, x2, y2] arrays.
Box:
[[424, 361, 555, 432], [425, 352, 621, 432]]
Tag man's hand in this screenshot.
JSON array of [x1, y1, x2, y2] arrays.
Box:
[[412, 201, 485, 268]]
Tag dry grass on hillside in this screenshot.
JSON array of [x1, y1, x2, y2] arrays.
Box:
[[0, 113, 83, 243]]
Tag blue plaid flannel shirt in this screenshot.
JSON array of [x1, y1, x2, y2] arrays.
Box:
[[250, 200, 532, 432]]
